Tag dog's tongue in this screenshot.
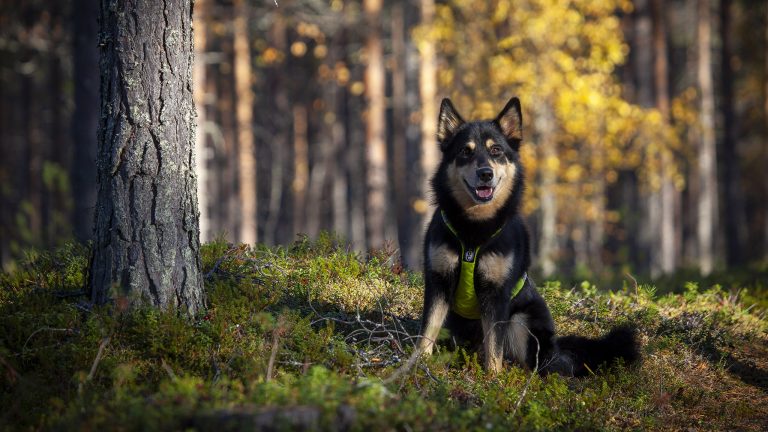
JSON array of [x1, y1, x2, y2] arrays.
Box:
[[476, 187, 493, 199]]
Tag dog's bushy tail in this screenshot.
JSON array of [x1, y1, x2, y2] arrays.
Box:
[[555, 326, 640, 377]]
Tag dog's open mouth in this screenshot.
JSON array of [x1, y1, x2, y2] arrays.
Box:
[[462, 179, 497, 203], [475, 186, 494, 201]]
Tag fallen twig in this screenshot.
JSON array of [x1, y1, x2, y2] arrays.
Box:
[[87, 337, 111, 381], [22, 327, 75, 355]]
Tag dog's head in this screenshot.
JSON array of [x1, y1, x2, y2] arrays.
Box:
[[434, 97, 524, 221]]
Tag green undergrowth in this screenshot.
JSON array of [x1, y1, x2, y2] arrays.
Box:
[[1, 234, 766, 431]]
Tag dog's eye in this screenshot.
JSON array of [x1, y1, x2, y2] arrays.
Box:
[[461, 146, 473, 157], [490, 146, 503, 157]]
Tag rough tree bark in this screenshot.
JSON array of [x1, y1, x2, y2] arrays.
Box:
[[697, 0, 717, 275], [71, 0, 100, 243], [90, 0, 206, 315], [363, 0, 388, 251]]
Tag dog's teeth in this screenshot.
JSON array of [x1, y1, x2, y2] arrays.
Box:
[[476, 187, 493, 199]]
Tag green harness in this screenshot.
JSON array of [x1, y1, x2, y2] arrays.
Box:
[[441, 211, 527, 320]]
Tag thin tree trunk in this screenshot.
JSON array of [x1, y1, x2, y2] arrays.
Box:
[[392, 0, 410, 263], [216, 33, 238, 242], [348, 92, 367, 252], [23, 61, 42, 246], [363, 0, 388, 251], [292, 104, 308, 237], [652, 0, 677, 273], [697, 0, 717, 275], [233, 0, 257, 244], [535, 102, 557, 277], [418, 0, 439, 263], [331, 83, 349, 238], [719, 0, 745, 266], [589, 177, 605, 274], [682, 0, 699, 265], [263, 15, 288, 246], [634, 0, 658, 276], [193, 0, 209, 243], [322, 30, 348, 241], [90, 0, 205, 314], [306, 110, 331, 238], [47, 26, 65, 247]]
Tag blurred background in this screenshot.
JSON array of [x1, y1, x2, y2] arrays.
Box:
[[1, 0, 767, 285]]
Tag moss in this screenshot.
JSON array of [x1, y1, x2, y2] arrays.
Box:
[[1, 237, 766, 430]]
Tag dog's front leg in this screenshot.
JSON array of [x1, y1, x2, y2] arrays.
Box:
[[419, 286, 448, 355], [480, 317, 505, 373], [418, 273, 450, 356], [480, 301, 509, 373]]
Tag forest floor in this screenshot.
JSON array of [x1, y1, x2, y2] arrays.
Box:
[[1, 234, 767, 431]]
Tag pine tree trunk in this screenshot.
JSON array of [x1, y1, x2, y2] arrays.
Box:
[[263, 16, 289, 246], [217, 34, 239, 242], [652, 0, 678, 273], [233, 0, 257, 244], [90, 0, 205, 315], [364, 0, 388, 251], [392, 0, 411, 264], [418, 0, 439, 242], [634, 0, 659, 276], [719, 0, 745, 266], [536, 102, 557, 277], [292, 104, 308, 237], [193, 0, 209, 243], [697, 0, 717, 275], [71, 0, 99, 243]]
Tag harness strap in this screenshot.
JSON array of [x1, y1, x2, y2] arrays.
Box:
[[441, 211, 526, 320]]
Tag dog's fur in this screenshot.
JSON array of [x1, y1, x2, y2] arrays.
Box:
[[418, 97, 639, 376]]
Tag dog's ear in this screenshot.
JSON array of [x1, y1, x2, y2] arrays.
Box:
[[495, 97, 523, 145], [437, 98, 464, 150]]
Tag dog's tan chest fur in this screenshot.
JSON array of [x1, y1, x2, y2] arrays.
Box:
[[428, 243, 459, 276], [477, 251, 514, 286]]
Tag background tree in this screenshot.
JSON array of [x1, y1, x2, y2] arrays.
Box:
[[71, 0, 99, 243], [696, 0, 716, 275], [90, 0, 205, 314], [233, 0, 258, 244], [363, 0, 389, 251]]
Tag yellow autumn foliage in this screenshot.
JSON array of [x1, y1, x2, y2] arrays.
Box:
[[416, 0, 694, 226]]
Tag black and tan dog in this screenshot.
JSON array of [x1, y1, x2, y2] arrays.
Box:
[[418, 97, 638, 376]]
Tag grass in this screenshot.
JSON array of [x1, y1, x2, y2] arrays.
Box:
[[1, 233, 766, 431]]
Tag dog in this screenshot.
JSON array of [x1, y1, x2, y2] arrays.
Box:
[[417, 97, 639, 376]]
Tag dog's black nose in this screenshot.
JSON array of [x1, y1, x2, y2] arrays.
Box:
[[476, 167, 494, 183]]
